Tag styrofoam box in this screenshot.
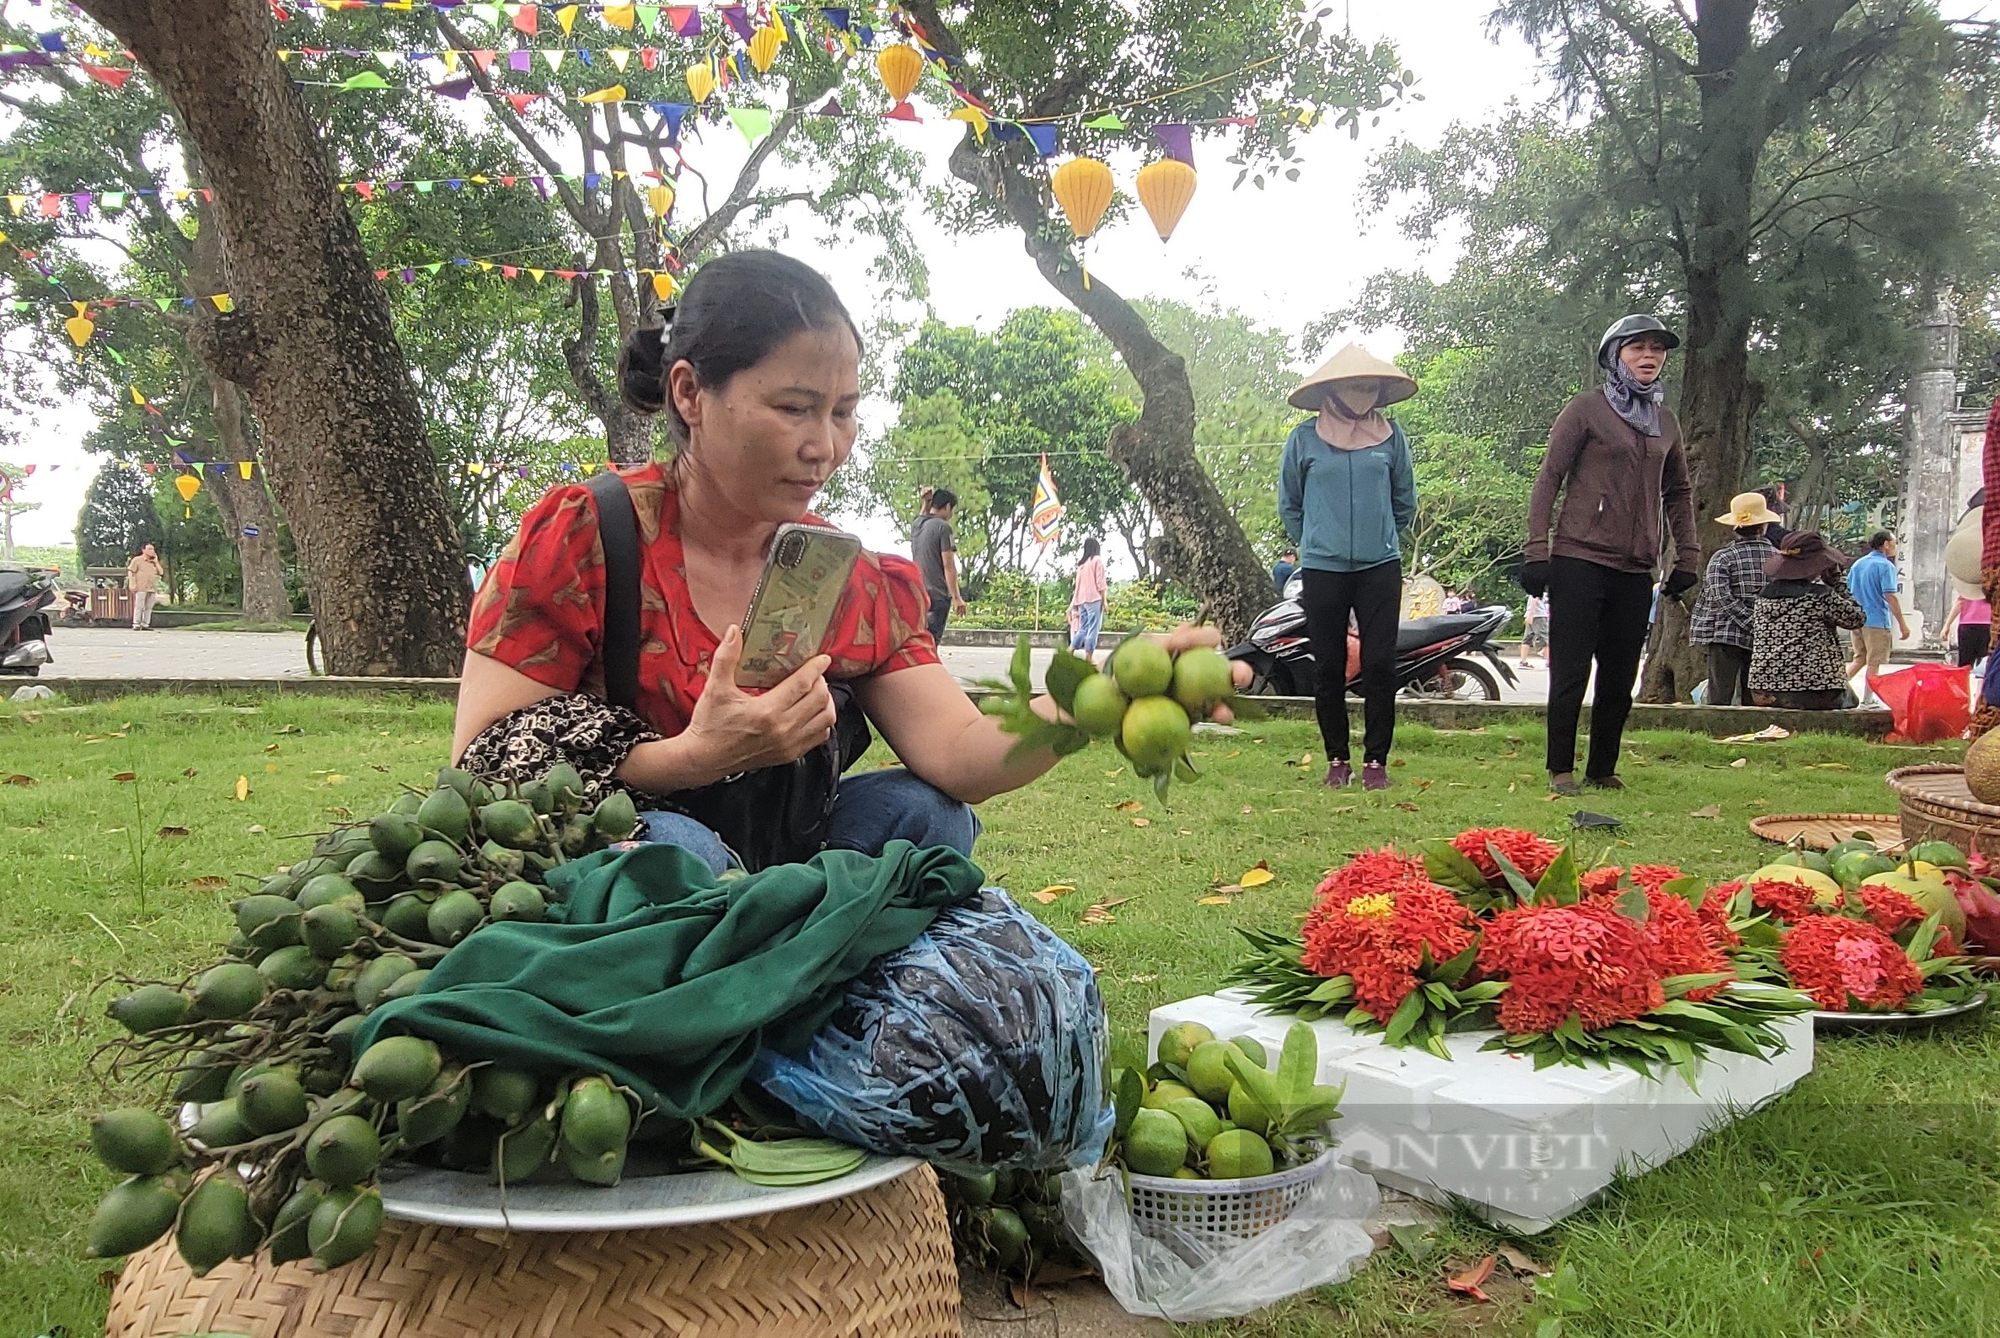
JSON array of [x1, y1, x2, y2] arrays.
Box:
[[1150, 990, 1815, 1233]]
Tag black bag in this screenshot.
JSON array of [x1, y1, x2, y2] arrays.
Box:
[[586, 471, 871, 873]]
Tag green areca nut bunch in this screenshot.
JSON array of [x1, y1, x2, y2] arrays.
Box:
[[84, 765, 645, 1275]]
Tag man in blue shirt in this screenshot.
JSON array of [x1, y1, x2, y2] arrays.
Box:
[[1272, 549, 1299, 595], [1844, 530, 1910, 703]]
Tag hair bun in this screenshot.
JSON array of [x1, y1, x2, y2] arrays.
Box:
[[618, 324, 668, 415]]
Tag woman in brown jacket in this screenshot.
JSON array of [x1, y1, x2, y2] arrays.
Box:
[[1518, 315, 1700, 795]]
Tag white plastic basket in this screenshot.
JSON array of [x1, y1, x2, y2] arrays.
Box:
[[1125, 1148, 1336, 1241]]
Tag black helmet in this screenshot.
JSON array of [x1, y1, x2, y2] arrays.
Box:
[[1596, 314, 1680, 370]]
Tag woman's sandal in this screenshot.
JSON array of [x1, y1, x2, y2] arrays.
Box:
[[1548, 773, 1583, 797]]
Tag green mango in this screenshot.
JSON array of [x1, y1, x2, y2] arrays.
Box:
[[257, 870, 301, 899], [389, 790, 425, 817], [87, 1175, 185, 1258], [187, 1098, 253, 1151], [592, 791, 638, 841], [176, 1175, 260, 1277], [437, 766, 478, 801], [298, 873, 364, 912], [478, 799, 541, 850], [377, 968, 431, 1004], [380, 891, 435, 942], [343, 850, 407, 898], [107, 984, 191, 1035], [559, 1076, 631, 1159], [519, 779, 556, 817], [170, 1054, 234, 1104], [90, 1108, 181, 1177], [324, 1012, 366, 1063], [543, 764, 587, 814]]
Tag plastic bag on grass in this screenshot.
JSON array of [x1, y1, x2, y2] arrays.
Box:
[[1060, 1161, 1379, 1322], [1873, 663, 1971, 743], [750, 888, 1112, 1173]]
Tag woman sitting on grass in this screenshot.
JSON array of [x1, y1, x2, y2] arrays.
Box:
[[448, 251, 1244, 872]]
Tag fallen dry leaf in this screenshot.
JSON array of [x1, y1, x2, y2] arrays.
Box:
[[1394, 801, 1421, 812], [234, 776, 250, 801], [1690, 804, 1722, 819], [1131, 817, 1151, 828], [325, 806, 353, 819], [1225, 749, 1242, 759], [1126, 973, 1159, 984], [1730, 757, 1749, 768], [1114, 800, 1144, 813], [274, 725, 302, 735], [246, 824, 265, 834], [187, 876, 229, 891], [1029, 884, 1075, 905], [1078, 905, 1117, 926], [1446, 1254, 1498, 1303], [155, 826, 190, 839], [1417, 779, 1435, 792], [111, 771, 136, 783], [1330, 804, 1356, 814], [324, 773, 348, 786], [1103, 768, 1124, 778], [1497, 1244, 1549, 1277], [265, 763, 278, 773], [1240, 804, 1255, 814], [182, 767, 198, 778], [1197, 895, 1234, 906], [3, 774, 34, 787], [1238, 863, 1275, 888]]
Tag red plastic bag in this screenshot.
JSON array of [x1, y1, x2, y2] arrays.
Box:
[[1871, 663, 1971, 744]]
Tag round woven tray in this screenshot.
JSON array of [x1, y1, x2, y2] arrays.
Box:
[[1886, 765, 2000, 859], [1748, 813, 1904, 851], [104, 1165, 960, 1338]]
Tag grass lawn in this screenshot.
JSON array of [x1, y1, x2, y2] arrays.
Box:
[[1, 692, 1992, 1338]]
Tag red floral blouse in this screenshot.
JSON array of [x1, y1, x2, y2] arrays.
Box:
[[466, 463, 938, 736]]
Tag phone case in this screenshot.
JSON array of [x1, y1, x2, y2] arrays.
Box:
[[735, 523, 863, 689]]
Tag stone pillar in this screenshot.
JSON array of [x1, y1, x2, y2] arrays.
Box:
[[1902, 290, 1961, 638]]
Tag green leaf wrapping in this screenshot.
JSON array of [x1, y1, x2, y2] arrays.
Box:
[[1044, 648, 1094, 716], [1421, 839, 1490, 894]]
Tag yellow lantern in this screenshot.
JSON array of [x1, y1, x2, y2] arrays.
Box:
[[64, 312, 95, 348], [1051, 156, 1114, 239], [685, 61, 717, 103], [174, 473, 201, 502], [876, 44, 923, 105], [652, 272, 676, 301], [748, 25, 782, 74], [1135, 158, 1197, 241], [646, 183, 674, 216]]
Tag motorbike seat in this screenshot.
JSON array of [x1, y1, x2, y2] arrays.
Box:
[[1396, 613, 1489, 654], [0, 569, 28, 603]]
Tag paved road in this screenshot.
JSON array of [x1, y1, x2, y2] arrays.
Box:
[[36, 625, 1551, 704]]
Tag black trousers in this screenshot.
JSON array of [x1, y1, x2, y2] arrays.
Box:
[[1546, 556, 1653, 778], [1960, 624, 1990, 668], [1301, 562, 1402, 764], [1706, 642, 1752, 707], [925, 599, 949, 646]]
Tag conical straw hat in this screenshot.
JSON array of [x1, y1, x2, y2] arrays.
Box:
[[1288, 343, 1418, 410]]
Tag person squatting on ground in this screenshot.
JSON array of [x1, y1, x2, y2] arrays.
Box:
[[1279, 344, 1419, 791], [1749, 533, 1867, 711], [1067, 538, 1108, 664], [1518, 315, 1699, 797], [1845, 531, 1909, 706], [1690, 492, 1782, 706], [444, 250, 1247, 874]]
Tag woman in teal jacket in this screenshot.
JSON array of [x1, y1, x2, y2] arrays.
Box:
[[1279, 344, 1418, 789]]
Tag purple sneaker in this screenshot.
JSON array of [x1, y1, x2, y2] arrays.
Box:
[[1324, 759, 1354, 788], [1362, 761, 1391, 791]]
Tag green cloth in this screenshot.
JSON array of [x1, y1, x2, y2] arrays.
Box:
[[353, 839, 984, 1119]]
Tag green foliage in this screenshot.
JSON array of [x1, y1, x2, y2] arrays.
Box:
[[962, 570, 1199, 632], [74, 464, 162, 569]]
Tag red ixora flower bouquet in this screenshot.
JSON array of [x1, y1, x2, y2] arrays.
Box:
[[1227, 827, 1814, 1078], [1724, 869, 1978, 1014]]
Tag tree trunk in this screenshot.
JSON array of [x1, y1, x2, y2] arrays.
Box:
[[75, 0, 469, 676], [203, 374, 291, 622], [1640, 1, 1761, 703], [907, 4, 1273, 641]]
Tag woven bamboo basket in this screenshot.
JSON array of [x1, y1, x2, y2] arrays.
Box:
[[1748, 812, 1904, 851], [1886, 765, 2000, 859], [104, 1165, 961, 1338]]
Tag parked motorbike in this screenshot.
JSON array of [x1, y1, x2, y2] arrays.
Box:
[[0, 566, 58, 676], [1226, 575, 1518, 702]]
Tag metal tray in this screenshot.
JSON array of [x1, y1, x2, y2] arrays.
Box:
[[379, 1153, 921, 1231], [1812, 990, 1990, 1033]]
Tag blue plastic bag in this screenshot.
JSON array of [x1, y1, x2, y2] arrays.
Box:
[[750, 888, 1112, 1173]]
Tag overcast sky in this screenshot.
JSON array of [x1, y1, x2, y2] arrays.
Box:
[[2, 0, 1547, 548]]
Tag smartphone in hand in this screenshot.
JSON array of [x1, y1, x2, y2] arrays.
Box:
[[735, 523, 862, 689]]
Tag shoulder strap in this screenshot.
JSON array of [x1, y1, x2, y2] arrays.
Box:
[[585, 470, 642, 712]]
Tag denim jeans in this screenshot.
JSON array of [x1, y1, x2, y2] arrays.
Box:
[[637, 766, 981, 876]]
